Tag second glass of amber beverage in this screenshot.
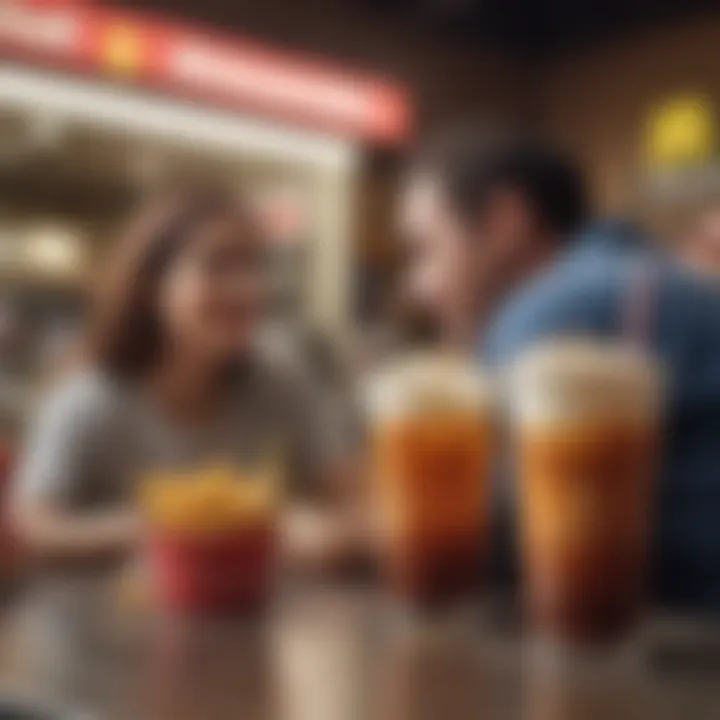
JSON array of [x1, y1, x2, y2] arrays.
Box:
[[510, 340, 663, 645], [366, 355, 493, 608]]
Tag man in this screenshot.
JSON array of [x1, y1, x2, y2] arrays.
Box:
[[399, 128, 720, 610], [678, 202, 720, 280]]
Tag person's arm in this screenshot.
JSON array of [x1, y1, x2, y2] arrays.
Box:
[[280, 446, 372, 575], [11, 376, 140, 564], [281, 496, 369, 575], [12, 504, 138, 564], [277, 365, 372, 574]]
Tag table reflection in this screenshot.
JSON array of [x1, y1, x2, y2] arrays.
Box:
[[0, 579, 718, 720]]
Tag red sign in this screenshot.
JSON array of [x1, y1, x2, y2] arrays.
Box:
[[0, 1, 412, 145]]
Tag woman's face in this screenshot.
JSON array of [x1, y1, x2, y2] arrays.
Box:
[[157, 213, 266, 365]]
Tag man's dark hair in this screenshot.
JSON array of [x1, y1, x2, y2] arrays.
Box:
[[413, 126, 588, 239]]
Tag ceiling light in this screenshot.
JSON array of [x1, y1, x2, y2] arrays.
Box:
[[24, 226, 84, 275]]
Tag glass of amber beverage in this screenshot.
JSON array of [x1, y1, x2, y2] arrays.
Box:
[[510, 340, 663, 645], [366, 354, 493, 608]]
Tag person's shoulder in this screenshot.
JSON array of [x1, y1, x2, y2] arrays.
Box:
[[483, 249, 623, 364], [518, 250, 620, 310], [36, 369, 126, 428]]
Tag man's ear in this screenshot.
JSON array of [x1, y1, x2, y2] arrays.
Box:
[[480, 187, 534, 248]]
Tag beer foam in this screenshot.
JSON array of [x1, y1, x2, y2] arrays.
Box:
[[365, 353, 492, 420], [509, 338, 663, 427]]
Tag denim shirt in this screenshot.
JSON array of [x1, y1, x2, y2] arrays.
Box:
[[483, 222, 720, 611]]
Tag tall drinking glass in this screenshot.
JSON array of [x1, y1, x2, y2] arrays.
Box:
[[510, 340, 662, 645], [366, 355, 493, 608]]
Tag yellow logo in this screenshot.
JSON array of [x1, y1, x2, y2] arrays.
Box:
[[102, 24, 143, 76], [645, 95, 716, 171]]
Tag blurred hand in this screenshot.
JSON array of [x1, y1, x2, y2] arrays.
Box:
[[280, 503, 373, 577]]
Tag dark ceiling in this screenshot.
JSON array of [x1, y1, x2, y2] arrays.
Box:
[[360, 0, 720, 55], [119, 0, 720, 57]]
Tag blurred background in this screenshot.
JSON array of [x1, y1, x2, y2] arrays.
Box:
[[3, 0, 720, 438], [3, 3, 720, 718]]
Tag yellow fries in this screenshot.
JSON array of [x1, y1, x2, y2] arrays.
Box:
[[139, 460, 281, 535]]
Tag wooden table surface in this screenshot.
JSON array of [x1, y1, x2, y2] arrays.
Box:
[[0, 576, 717, 720]]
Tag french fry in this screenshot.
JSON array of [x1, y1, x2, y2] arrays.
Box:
[[139, 459, 283, 536]]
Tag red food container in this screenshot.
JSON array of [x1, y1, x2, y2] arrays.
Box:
[[0, 443, 12, 487], [0, 445, 19, 577], [149, 523, 277, 615]]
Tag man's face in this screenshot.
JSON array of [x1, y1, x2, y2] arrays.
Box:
[[398, 174, 539, 338], [397, 175, 477, 334], [681, 207, 720, 278]]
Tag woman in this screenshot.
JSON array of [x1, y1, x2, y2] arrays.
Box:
[[12, 186, 362, 566]]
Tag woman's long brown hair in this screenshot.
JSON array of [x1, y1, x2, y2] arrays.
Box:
[[88, 186, 249, 380]]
